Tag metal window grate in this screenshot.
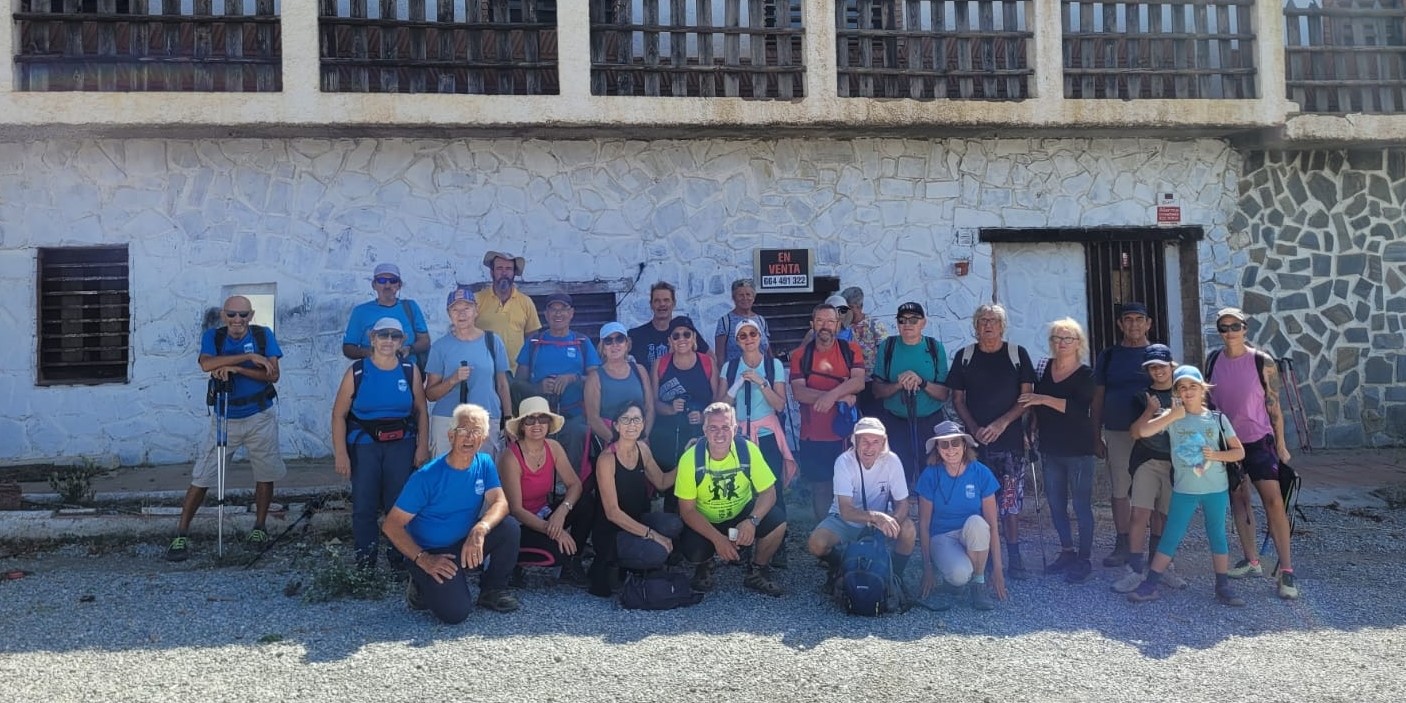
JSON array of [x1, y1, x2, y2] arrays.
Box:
[[1284, 0, 1406, 114], [1083, 239, 1171, 355], [527, 291, 618, 341], [37, 246, 131, 385], [754, 275, 840, 358]]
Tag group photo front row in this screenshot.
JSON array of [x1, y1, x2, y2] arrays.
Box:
[[174, 256, 1302, 621]]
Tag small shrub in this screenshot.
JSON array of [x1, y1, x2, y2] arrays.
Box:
[[303, 544, 394, 603], [47, 463, 99, 507]]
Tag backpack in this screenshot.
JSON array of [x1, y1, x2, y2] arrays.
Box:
[[799, 339, 857, 384], [656, 351, 715, 384], [837, 455, 896, 616], [208, 325, 278, 408], [525, 330, 590, 379], [1204, 346, 1273, 410], [400, 300, 429, 371], [347, 358, 418, 441], [693, 436, 753, 488], [878, 336, 941, 384], [953, 341, 1022, 372], [619, 570, 704, 610], [723, 357, 776, 388]]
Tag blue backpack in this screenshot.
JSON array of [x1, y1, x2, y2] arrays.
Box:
[[837, 452, 896, 616]]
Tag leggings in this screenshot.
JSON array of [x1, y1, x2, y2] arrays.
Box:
[[1156, 490, 1231, 560]]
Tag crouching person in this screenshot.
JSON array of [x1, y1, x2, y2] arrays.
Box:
[[382, 404, 522, 623], [675, 403, 788, 597], [808, 417, 916, 593], [917, 421, 1007, 610]]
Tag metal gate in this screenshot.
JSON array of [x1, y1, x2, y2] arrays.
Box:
[[1084, 239, 1171, 354]]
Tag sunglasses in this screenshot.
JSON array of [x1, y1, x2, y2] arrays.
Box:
[[603, 334, 628, 345], [1217, 322, 1246, 333], [223, 310, 252, 319], [671, 331, 694, 340], [836, 306, 851, 314], [936, 438, 966, 450], [897, 316, 922, 325], [736, 330, 760, 340], [372, 330, 405, 340], [374, 276, 401, 285], [520, 414, 552, 427]]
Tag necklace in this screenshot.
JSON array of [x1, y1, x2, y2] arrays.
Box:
[[520, 442, 547, 471], [937, 464, 963, 505]]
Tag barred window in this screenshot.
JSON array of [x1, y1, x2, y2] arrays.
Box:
[[37, 246, 131, 385]]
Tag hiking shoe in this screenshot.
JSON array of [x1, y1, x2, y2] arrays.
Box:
[[245, 528, 269, 545], [510, 566, 527, 589], [743, 565, 784, 597], [690, 561, 715, 592], [1064, 558, 1093, 584], [1128, 579, 1161, 603], [405, 579, 426, 611], [165, 536, 190, 562], [1227, 558, 1263, 578], [1045, 550, 1079, 575], [1112, 566, 1145, 594], [1102, 547, 1129, 568], [1161, 564, 1189, 590], [969, 582, 995, 611], [1216, 586, 1246, 607], [558, 558, 589, 588], [476, 589, 520, 613], [1005, 554, 1030, 581], [1277, 572, 1300, 600]]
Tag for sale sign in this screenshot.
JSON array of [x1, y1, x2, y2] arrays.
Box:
[[1156, 193, 1181, 227], [755, 248, 814, 293]]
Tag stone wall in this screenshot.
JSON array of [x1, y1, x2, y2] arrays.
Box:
[[0, 137, 1241, 464], [1230, 149, 1406, 448]]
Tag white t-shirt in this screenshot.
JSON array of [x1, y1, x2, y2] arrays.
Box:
[[829, 448, 910, 527]]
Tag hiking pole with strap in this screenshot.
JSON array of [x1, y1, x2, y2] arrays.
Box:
[[245, 496, 327, 569], [1024, 416, 1047, 573], [903, 389, 920, 489], [459, 360, 469, 405], [213, 377, 230, 557], [1279, 357, 1312, 452]]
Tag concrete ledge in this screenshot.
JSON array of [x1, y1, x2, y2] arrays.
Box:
[[0, 507, 350, 541]]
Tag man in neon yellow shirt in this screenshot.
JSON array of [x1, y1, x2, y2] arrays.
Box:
[[474, 250, 541, 374], [675, 403, 788, 597]]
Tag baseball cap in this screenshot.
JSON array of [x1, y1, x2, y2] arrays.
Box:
[[896, 302, 926, 318], [1142, 344, 1174, 367], [545, 292, 573, 308], [734, 318, 762, 337], [1216, 307, 1247, 322], [852, 417, 887, 437], [446, 286, 475, 308], [824, 294, 848, 309], [1172, 365, 1206, 386], [599, 321, 628, 340], [372, 263, 401, 279], [371, 317, 404, 333], [1119, 301, 1149, 317]]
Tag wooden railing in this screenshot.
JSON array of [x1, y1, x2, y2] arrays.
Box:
[[1285, 0, 1406, 113], [835, 0, 1033, 99], [319, 1, 559, 94], [14, 0, 281, 92], [1062, 0, 1258, 99], [589, 0, 806, 97]]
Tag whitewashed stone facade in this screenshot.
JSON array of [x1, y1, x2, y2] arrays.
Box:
[[1, 137, 1244, 465]]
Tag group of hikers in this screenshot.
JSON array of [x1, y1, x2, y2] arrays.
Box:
[[171, 251, 1303, 622]]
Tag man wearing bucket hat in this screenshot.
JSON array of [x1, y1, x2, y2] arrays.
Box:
[[342, 263, 431, 367], [807, 417, 916, 591], [475, 251, 540, 373]]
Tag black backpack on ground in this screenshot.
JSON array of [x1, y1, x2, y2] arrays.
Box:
[[619, 570, 704, 611]]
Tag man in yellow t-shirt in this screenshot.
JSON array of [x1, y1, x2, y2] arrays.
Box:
[[675, 403, 788, 597], [474, 250, 541, 374]]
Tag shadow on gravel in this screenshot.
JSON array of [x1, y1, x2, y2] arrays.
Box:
[[1, 506, 1402, 663]]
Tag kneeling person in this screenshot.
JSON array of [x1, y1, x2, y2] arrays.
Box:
[[808, 417, 916, 591], [675, 403, 788, 597], [382, 404, 522, 624]]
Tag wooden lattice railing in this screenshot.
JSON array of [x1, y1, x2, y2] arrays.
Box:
[[1285, 0, 1406, 113], [835, 0, 1033, 99], [589, 0, 806, 98], [319, 1, 559, 94], [1062, 0, 1258, 99], [15, 0, 281, 92]]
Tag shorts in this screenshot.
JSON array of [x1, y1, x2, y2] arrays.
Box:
[[677, 500, 787, 564], [814, 514, 866, 544], [978, 447, 1025, 517], [1240, 434, 1281, 483], [799, 439, 845, 484], [1102, 430, 1134, 500], [1129, 458, 1173, 515], [191, 407, 287, 488]]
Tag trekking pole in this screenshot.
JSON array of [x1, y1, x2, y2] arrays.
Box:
[[1024, 418, 1046, 572], [903, 390, 920, 489], [1280, 358, 1311, 452], [245, 496, 327, 569], [214, 378, 230, 557], [459, 360, 469, 405]]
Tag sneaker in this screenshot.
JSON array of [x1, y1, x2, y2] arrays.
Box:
[[1045, 550, 1079, 575], [1128, 579, 1161, 603], [1102, 547, 1129, 568], [743, 564, 784, 597], [690, 560, 715, 592], [1161, 564, 1189, 590], [1277, 572, 1300, 600], [405, 579, 426, 611], [1227, 558, 1263, 579], [165, 536, 190, 562], [1216, 586, 1246, 607], [1064, 558, 1093, 584], [476, 589, 520, 613], [969, 581, 995, 611], [1112, 566, 1145, 594], [245, 528, 269, 545]]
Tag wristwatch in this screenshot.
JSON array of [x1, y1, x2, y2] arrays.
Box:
[[748, 515, 761, 527]]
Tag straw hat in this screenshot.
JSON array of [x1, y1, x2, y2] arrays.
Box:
[[506, 396, 565, 438]]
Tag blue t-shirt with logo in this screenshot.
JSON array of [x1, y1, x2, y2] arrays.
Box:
[[200, 326, 283, 420], [348, 360, 416, 444], [915, 461, 999, 535], [515, 331, 602, 414], [394, 452, 502, 549], [342, 298, 428, 351]]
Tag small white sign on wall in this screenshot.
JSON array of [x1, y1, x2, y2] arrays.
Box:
[[1156, 193, 1181, 227]]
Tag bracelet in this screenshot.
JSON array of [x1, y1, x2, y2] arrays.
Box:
[[413, 550, 426, 564], [644, 528, 654, 540], [561, 500, 573, 511]]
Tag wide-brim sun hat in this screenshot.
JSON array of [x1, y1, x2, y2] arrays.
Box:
[[506, 396, 565, 438], [482, 251, 526, 277], [926, 420, 977, 453]]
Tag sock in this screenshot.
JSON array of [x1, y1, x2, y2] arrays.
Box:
[[1245, 557, 1261, 566], [973, 573, 986, 584], [1115, 533, 1129, 552], [892, 552, 911, 578], [1006, 542, 1022, 561], [1144, 569, 1163, 587], [1280, 567, 1294, 575], [1127, 553, 1146, 574], [1148, 533, 1161, 564], [1216, 572, 1231, 590]]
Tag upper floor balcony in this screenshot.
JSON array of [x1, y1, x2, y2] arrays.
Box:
[[1, 0, 1402, 144]]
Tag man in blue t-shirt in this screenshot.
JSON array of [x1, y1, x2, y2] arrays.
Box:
[[341, 263, 431, 366], [166, 296, 288, 562], [515, 292, 601, 472], [1091, 301, 1153, 567]]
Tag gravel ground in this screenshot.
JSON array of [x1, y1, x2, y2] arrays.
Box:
[[2, 503, 1405, 703]]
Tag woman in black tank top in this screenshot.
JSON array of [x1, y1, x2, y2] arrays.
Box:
[[590, 403, 681, 597]]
